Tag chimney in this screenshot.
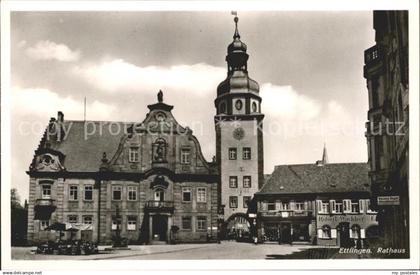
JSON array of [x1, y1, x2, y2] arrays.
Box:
[[57, 111, 64, 122]]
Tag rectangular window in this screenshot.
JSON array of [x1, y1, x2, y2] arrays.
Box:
[[68, 215, 78, 224], [366, 199, 377, 213], [40, 220, 49, 231], [228, 148, 237, 160], [129, 147, 139, 162], [127, 186, 137, 201], [42, 185, 52, 199], [182, 216, 192, 230], [229, 196, 238, 208], [197, 187, 206, 203], [281, 202, 289, 210], [111, 219, 121, 230], [267, 200, 276, 211], [84, 185, 93, 201], [182, 188, 192, 202], [181, 148, 191, 164], [295, 201, 304, 211], [243, 196, 251, 208], [83, 216, 93, 225], [333, 200, 343, 214], [343, 199, 352, 213], [112, 186, 122, 201], [69, 185, 78, 201], [351, 200, 359, 213], [243, 147, 251, 160], [317, 200, 329, 214], [127, 216, 137, 231], [197, 216, 207, 231], [229, 176, 238, 188], [243, 176, 251, 188]]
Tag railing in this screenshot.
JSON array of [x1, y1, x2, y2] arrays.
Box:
[[145, 200, 174, 212], [34, 198, 56, 211]]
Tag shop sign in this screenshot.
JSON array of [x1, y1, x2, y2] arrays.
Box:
[[377, 196, 400, 206]]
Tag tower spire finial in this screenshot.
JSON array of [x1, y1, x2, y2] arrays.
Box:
[[231, 11, 240, 39], [322, 142, 328, 164]]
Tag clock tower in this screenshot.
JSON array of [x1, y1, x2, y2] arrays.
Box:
[[215, 15, 264, 227]]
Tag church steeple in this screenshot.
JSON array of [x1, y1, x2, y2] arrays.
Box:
[[322, 143, 329, 164]]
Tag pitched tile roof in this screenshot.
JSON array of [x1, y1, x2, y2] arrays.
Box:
[[258, 163, 370, 195]]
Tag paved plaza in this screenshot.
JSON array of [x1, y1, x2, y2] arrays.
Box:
[[12, 241, 333, 260]]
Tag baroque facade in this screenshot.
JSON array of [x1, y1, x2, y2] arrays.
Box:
[[27, 94, 218, 245], [363, 11, 409, 253]]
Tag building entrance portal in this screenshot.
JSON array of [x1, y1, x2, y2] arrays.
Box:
[[152, 215, 168, 242], [338, 222, 351, 247]]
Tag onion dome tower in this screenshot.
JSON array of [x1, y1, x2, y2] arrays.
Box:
[[214, 14, 264, 229]]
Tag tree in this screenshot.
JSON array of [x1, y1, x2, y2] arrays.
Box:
[[11, 188, 27, 246]]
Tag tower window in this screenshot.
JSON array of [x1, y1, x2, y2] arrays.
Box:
[[229, 196, 238, 208], [220, 102, 226, 114], [229, 176, 238, 188], [235, 99, 243, 111], [252, 102, 258, 113], [228, 148, 237, 160], [243, 147, 251, 160], [243, 176, 251, 188], [129, 147, 139, 162], [243, 196, 251, 208]]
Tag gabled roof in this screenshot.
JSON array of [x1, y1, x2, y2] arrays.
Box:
[[258, 162, 370, 195], [47, 120, 131, 172]]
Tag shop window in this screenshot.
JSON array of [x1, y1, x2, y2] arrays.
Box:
[[229, 176, 238, 188], [318, 225, 331, 239], [229, 196, 238, 208], [181, 148, 191, 164], [69, 185, 78, 201], [182, 188, 192, 202], [243, 176, 251, 188], [229, 148, 237, 160], [243, 147, 251, 160], [129, 147, 139, 162], [127, 186, 137, 201], [84, 185, 93, 201], [267, 200, 276, 211], [197, 187, 206, 203], [197, 216, 207, 231], [182, 216, 192, 230], [112, 186, 122, 201], [350, 225, 361, 239], [127, 216, 136, 231]]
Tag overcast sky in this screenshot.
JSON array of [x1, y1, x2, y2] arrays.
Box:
[[10, 11, 375, 201]]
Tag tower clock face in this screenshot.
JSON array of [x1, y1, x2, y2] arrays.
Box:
[[235, 99, 243, 110], [233, 127, 245, 140]]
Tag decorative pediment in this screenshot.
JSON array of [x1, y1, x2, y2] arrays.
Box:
[[33, 153, 65, 172]]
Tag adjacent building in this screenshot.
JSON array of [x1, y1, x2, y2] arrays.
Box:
[[27, 92, 218, 245], [254, 151, 378, 247], [363, 11, 409, 252]]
